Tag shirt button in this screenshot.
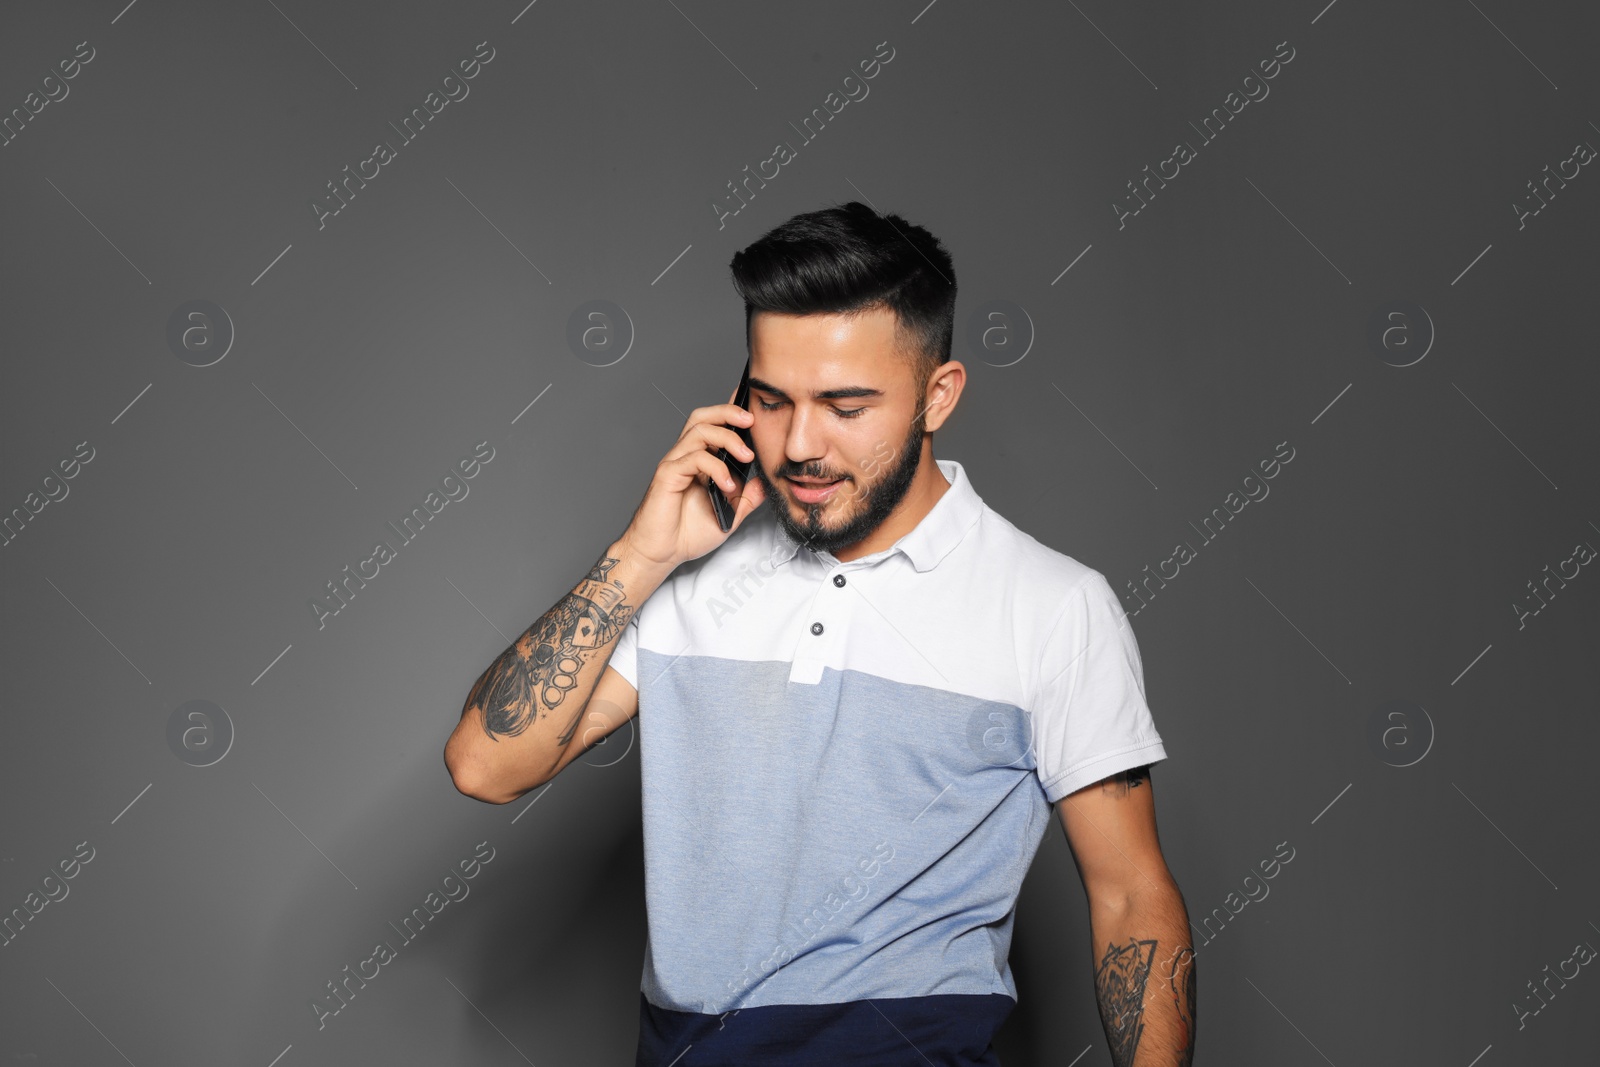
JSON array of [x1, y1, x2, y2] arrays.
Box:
[[833, 574, 846, 587], [810, 622, 824, 635]]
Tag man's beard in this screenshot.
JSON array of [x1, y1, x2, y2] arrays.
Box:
[[751, 413, 926, 558]]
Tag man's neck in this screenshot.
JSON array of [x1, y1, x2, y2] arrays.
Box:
[[829, 448, 951, 562]]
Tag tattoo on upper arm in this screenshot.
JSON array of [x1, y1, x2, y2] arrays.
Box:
[[1100, 764, 1151, 797], [470, 553, 635, 744], [1095, 937, 1156, 1067]]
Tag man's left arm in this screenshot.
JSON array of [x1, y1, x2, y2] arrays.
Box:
[[1057, 765, 1196, 1067]]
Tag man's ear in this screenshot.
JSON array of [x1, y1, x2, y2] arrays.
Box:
[[921, 360, 966, 433]]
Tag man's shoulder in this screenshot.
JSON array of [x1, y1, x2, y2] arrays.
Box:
[[969, 501, 1106, 603]]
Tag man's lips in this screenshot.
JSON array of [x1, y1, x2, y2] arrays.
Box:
[[787, 476, 846, 503]]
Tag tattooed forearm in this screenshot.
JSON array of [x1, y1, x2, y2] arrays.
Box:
[[1095, 937, 1157, 1067], [1166, 946, 1197, 1066], [471, 553, 635, 743]]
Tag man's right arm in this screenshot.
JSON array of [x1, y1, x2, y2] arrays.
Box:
[[444, 386, 766, 803], [443, 536, 669, 804]]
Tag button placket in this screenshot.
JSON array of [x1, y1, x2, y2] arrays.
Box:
[[813, 568, 852, 635], [789, 566, 846, 683]]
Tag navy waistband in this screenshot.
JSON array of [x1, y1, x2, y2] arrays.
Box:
[[636, 990, 1015, 1066]]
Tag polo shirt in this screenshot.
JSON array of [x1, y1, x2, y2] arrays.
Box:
[[608, 457, 1167, 1066]]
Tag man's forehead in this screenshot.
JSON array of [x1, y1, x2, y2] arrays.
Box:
[[750, 310, 906, 381]]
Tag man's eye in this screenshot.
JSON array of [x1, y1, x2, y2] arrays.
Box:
[[754, 399, 864, 418]]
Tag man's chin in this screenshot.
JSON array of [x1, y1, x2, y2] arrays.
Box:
[[785, 490, 854, 525], [755, 471, 862, 541], [773, 497, 858, 547]]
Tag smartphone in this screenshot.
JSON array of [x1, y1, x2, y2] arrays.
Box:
[[708, 355, 756, 532]]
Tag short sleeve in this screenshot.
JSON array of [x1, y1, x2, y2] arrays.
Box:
[[608, 610, 640, 691], [1031, 572, 1167, 803]]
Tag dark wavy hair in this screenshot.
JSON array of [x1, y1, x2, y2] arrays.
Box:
[[728, 200, 957, 394]]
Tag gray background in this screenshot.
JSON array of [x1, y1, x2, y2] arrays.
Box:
[[2, 0, 1596, 1064]]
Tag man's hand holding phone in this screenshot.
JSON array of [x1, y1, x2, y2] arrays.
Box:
[[621, 368, 766, 575]]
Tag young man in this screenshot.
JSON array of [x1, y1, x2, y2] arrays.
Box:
[[444, 201, 1196, 1066]]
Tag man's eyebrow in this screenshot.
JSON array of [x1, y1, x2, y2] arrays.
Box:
[[747, 377, 884, 401]]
